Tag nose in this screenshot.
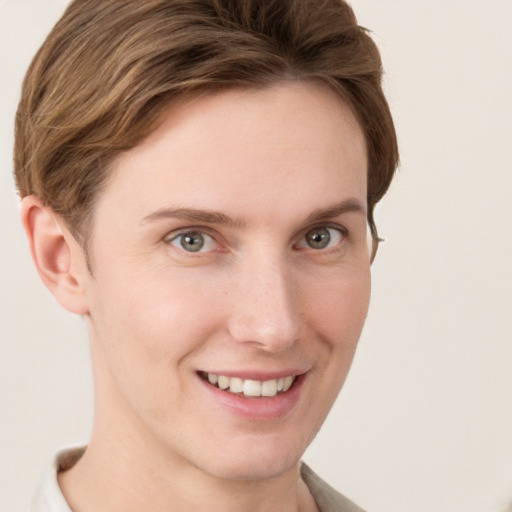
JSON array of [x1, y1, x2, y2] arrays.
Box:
[[226, 251, 301, 353]]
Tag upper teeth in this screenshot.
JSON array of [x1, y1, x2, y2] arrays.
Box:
[[206, 373, 295, 397]]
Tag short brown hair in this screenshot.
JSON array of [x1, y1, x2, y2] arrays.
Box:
[[14, 0, 398, 243]]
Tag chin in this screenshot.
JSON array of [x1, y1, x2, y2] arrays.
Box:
[[206, 455, 298, 482], [195, 431, 310, 482]]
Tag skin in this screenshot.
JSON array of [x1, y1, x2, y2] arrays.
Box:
[[22, 81, 370, 512]]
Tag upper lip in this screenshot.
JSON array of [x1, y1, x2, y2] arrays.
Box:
[[198, 369, 309, 381]]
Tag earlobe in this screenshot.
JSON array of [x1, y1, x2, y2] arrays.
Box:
[[20, 195, 90, 315]]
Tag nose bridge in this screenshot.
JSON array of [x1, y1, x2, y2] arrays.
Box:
[[227, 247, 300, 352]]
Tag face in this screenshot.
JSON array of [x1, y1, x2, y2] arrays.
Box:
[[82, 81, 370, 481]]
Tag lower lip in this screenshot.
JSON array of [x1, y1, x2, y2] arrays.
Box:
[[198, 374, 306, 421]]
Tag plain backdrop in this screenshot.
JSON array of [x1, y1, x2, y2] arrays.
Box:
[[1, 1, 511, 511]]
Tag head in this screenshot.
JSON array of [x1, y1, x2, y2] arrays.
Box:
[[15, 0, 398, 484], [14, 0, 397, 251]]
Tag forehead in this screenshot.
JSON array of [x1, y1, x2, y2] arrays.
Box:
[[95, 81, 368, 226]]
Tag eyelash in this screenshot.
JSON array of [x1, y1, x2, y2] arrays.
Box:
[[166, 225, 347, 255]]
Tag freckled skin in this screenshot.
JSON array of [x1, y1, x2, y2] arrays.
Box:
[[64, 82, 371, 510]]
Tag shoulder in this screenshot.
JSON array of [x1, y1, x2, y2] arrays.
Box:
[[301, 463, 366, 512]]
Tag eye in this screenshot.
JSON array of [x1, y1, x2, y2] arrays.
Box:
[[168, 231, 217, 253], [298, 226, 345, 250]]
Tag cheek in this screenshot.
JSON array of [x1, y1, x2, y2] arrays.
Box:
[[87, 268, 226, 419], [298, 268, 371, 437], [102, 268, 223, 357], [307, 267, 371, 345]]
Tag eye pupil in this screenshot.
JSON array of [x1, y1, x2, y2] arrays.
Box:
[[306, 228, 331, 249], [180, 232, 205, 252]]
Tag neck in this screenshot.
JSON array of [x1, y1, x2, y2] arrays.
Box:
[[58, 416, 318, 512]]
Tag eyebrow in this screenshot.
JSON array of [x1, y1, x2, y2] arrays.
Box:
[[141, 207, 247, 228], [141, 198, 366, 227], [305, 198, 367, 223]]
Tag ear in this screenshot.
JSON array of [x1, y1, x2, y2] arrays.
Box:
[[20, 195, 90, 315]]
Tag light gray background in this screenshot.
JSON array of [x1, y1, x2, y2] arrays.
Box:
[[1, 1, 511, 511]]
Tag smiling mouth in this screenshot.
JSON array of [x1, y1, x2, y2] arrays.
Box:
[[199, 372, 297, 398]]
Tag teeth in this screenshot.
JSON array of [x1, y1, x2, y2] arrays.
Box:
[[261, 379, 277, 397], [204, 373, 296, 397], [229, 377, 243, 393], [283, 376, 294, 392], [242, 379, 261, 397], [218, 375, 230, 390]]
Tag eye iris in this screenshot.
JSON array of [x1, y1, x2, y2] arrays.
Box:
[[180, 232, 205, 252], [306, 228, 331, 249]]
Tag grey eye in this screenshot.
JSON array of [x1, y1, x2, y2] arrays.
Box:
[[301, 227, 343, 250], [169, 231, 215, 252]]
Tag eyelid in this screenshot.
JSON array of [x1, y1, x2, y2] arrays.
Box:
[[164, 225, 217, 241]]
